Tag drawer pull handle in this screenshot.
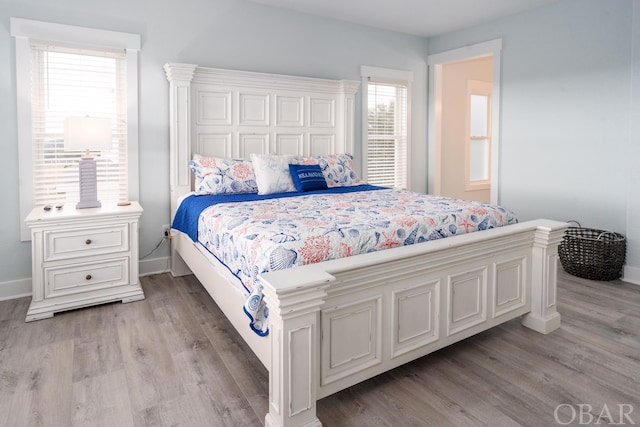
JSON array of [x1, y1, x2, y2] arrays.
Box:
[[86, 274, 92, 281], [85, 239, 92, 245]]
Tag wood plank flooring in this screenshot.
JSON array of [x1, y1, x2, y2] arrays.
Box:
[[0, 269, 638, 426]]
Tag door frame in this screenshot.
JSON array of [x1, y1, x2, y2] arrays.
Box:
[[427, 38, 503, 204]]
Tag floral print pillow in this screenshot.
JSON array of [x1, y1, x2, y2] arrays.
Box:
[[296, 153, 364, 187], [190, 154, 258, 195]]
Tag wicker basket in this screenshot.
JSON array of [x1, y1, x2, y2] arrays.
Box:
[[558, 221, 626, 281]]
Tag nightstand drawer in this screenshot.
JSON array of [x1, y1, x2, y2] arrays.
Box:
[[44, 257, 130, 299], [44, 224, 130, 262]]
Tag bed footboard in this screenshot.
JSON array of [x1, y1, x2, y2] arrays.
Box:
[[259, 219, 566, 427]]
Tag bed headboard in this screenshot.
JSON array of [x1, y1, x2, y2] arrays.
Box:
[[164, 63, 360, 218]]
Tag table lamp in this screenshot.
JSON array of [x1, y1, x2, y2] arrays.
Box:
[[64, 116, 112, 209]]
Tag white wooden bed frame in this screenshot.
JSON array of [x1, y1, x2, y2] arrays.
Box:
[[164, 63, 567, 427]]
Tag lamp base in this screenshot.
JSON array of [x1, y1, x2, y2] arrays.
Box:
[[76, 200, 102, 209], [76, 157, 101, 209]]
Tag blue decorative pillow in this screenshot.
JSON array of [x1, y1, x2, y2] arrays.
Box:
[[295, 153, 365, 187], [289, 164, 328, 192]]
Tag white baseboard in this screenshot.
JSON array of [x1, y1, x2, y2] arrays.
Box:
[[139, 256, 171, 277], [0, 278, 32, 301], [622, 265, 640, 286], [0, 257, 172, 302]]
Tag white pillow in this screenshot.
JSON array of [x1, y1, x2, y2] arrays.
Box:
[[250, 153, 297, 195]]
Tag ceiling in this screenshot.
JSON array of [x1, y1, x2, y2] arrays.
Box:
[[247, 0, 560, 38]]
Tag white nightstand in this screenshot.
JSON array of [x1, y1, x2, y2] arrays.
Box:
[[24, 202, 145, 321]]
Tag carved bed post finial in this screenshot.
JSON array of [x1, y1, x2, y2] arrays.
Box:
[[164, 62, 197, 83], [165, 63, 197, 277]]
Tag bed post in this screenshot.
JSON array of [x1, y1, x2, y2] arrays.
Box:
[[522, 221, 567, 334], [261, 275, 330, 427], [164, 63, 197, 277], [338, 80, 359, 155]]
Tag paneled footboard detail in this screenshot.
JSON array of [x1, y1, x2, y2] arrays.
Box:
[[493, 256, 527, 318], [321, 296, 382, 386], [447, 267, 488, 336], [391, 280, 440, 358], [260, 220, 566, 426], [314, 243, 533, 398]]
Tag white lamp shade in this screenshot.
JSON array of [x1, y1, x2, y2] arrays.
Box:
[[64, 117, 112, 151]]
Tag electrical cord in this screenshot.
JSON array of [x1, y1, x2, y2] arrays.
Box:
[[140, 234, 169, 259]]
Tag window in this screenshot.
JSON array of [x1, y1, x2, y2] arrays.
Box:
[[361, 66, 412, 189], [11, 18, 140, 240], [31, 44, 127, 206], [466, 80, 492, 190]]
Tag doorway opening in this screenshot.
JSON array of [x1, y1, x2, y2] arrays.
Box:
[[427, 39, 503, 204]]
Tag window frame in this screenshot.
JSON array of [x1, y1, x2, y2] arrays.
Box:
[[11, 18, 140, 241], [465, 79, 492, 191], [361, 65, 413, 190]]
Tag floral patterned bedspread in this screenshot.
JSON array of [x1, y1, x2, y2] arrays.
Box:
[[198, 188, 517, 298]]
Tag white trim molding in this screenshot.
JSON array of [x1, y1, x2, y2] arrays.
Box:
[[0, 278, 32, 302], [10, 17, 140, 50], [622, 265, 640, 286], [427, 39, 502, 67], [139, 257, 172, 277]]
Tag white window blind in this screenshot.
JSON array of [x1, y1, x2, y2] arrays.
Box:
[[366, 80, 408, 189], [30, 43, 128, 206]]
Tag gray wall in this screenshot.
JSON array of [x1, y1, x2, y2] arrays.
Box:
[[429, 0, 640, 278], [0, 0, 428, 290]]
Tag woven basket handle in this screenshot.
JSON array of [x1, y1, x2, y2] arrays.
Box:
[[595, 231, 623, 241], [565, 219, 624, 241]]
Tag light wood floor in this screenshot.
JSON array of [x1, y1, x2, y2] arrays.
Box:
[[1, 269, 638, 426]]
